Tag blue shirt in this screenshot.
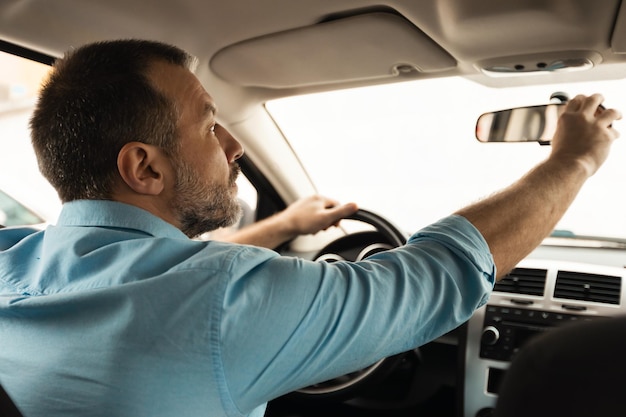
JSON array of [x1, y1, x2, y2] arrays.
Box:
[[0, 200, 494, 417]]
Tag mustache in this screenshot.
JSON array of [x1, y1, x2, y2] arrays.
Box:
[[229, 162, 241, 185]]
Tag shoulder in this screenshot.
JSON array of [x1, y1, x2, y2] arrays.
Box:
[[0, 226, 42, 251]]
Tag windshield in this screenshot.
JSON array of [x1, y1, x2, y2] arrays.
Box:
[[266, 76, 626, 239], [4, 48, 626, 241]]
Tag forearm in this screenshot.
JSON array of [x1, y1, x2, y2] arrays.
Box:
[[219, 196, 359, 249], [456, 157, 589, 279], [221, 212, 295, 249]]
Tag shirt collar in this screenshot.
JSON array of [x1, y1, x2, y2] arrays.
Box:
[[56, 200, 188, 240]]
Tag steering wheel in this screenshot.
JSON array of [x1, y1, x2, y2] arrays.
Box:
[[292, 208, 410, 401], [345, 209, 407, 247]]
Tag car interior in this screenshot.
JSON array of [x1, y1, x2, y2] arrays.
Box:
[[492, 314, 626, 417], [0, 382, 23, 417], [2, 1, 626, 416]]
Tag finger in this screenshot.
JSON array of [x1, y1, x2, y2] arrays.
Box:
[[602, 114, 622, 140], [596, 107, 621, 124], [323, 197, 340, 209], [327, 202, 358, 221], [579, 93, 605, 114], [565, 94, 586, 111]]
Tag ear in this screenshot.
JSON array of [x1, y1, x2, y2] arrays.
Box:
[[116, 142, 169, 195]]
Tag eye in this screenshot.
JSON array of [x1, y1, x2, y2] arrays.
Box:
[[207, 123, 216, 134]]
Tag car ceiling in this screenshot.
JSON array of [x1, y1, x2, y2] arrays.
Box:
[[2, 0, 626, 120], [3, 0, 626, 209]]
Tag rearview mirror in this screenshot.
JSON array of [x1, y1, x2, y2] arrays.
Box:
[[476, 103, 565, 145]]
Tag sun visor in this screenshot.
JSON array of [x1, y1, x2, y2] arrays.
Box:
[[210, 12, 456, 88]]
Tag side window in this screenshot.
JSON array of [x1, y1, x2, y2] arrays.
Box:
[[0, 189, 44, 226], [0, 49, 58, 226]]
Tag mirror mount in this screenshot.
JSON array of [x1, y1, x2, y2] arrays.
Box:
[[550, 91, 569, 103]]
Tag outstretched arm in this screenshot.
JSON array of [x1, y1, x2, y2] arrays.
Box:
[[220, 195, 358, 249], [456, 94, 621, 279]]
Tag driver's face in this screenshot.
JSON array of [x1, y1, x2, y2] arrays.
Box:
[[149, 60, 244, 237]]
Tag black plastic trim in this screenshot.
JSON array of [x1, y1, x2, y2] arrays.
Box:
[[0, 39, 55, 66]]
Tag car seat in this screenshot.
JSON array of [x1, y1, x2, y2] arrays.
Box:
[[493, 314, 626, 416], [0, 382, 24, 417]]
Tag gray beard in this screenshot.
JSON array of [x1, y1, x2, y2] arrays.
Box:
[[173, 161, 243, 238]]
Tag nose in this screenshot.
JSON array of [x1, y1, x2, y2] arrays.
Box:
[[215, 124, 244, 162]]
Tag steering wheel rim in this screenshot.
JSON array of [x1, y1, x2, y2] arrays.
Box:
[[292, 208, 408, 400], [345, 209, 407, 247]]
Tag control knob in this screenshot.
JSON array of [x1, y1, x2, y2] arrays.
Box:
[[481, 325, 500, 346]]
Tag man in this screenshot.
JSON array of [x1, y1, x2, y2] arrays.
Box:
[[0, 39, 620, 417]]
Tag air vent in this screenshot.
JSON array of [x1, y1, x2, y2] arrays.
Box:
[[494, 268, 547, 296], [554, 271, 621, 305]]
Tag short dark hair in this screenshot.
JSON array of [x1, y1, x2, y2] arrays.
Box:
[[30, 39, 196, 202]]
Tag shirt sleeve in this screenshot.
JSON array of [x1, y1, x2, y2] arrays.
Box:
[[218, 214, 495, 413]]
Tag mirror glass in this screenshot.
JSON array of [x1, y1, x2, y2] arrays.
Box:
[[475, 103, 565, 143]]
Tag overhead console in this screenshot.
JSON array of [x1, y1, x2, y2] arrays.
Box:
[[463, 259, 625, 417]]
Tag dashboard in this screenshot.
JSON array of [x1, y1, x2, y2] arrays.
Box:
[[463, 243, 626, 417], [276, 223, 626, 417]]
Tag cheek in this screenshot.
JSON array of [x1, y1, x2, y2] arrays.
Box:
[[188, 143, 229, 179]]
